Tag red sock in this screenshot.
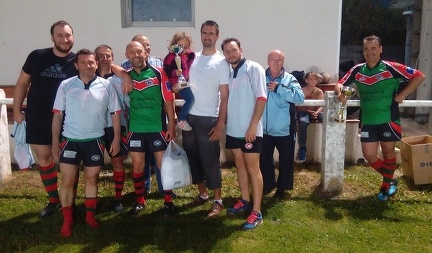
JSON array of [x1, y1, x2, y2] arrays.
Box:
[[132, 172, 145, 204], [113, 170, 126, 199], [85, 198, 99, 229], [370, 158, 384, 176], [164, 190, 173, 203], [381, 158, 397, 190], [39, 162, 59, 204], [60, 206, 74, 238]]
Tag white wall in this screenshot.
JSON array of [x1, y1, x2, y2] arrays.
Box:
[[0, 0, 342, 86]]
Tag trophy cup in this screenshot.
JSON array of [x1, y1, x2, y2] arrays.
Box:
[[334, 86, 356, 123], [168, 44, 188, 92]]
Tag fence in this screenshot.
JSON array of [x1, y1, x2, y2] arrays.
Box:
[[1, 89, 432, 192]]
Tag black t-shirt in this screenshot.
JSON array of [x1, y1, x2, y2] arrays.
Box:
[[22, 48, 77, 115]]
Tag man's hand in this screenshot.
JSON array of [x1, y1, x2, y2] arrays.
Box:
[[208, 122, 224, 141], [14, 111, 25, 124]]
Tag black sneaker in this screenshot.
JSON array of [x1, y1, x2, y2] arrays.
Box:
[[129, 202, 145, 215], [113, 199, 124, 212], [39, 202, 61, 218], [163, 202, 175, 216]]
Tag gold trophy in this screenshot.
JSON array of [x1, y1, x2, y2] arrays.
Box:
[[334, 86, 356, 123], [168, 44, 188, 92]]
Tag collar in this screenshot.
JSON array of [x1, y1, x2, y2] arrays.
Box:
[[132, 63, 150, 75], [265, 67, 285, 81], [232, 58, 246, 78], [366, 60, 382, 70], [95, 70, 114, 79], [79, 75, 97, 90]]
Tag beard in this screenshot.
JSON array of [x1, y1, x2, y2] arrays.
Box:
[[54, 42, 73, 54]]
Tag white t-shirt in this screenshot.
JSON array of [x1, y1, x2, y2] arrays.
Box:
[[53, 76, 121, 140], [226, 59, 267, 138], [188, 51, 230, 117], [105, 75, 127, 127]]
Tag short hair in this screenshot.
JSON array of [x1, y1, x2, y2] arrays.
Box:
[[200, 20, 219, 35], [94, 44, 114, 58], [363, 35, 381, 46], [50, 20, 73, 35], [75, 48, 96, 63], [169, 32, 192, 47], [221, 38, 241, 51], [304, 71, 318, 80]]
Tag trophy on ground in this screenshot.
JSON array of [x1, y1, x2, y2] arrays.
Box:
[[334, 86, 356, 123], [168, 44, 188, 92]]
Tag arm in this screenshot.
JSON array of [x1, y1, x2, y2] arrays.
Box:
[[209, 84, 228, 141], [394, 74, 425, 103], [13, 70, 31, 123], [164, 100, 176, 141], [51, 112, 63, 162], [334, 82, 347, 103], [245, 99, 266, 143], [111, 64, 133, 94], [272, 76, 305, 104], [109, 113, 121, 156]]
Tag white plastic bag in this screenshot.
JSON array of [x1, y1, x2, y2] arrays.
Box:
[[161, 141, 192, 190], [10, 120, 35, 170]]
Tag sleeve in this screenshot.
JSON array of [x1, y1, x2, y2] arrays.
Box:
[[158, 67, 174, 102], [339, 65, 361, 86], [250, 63, 267, 101], [218, 59, 230, 85], [386, 61, 424, 80], [52, 80, 66, 113], [275, 74, 305, 104], [22, 50, 38, 75], [107, 81, 122, 114]]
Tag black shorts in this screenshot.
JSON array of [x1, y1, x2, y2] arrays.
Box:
[[225, 135, 262, 153], [25, 110, 53, 145], [127, 132, 168, 153], [360, 121, 401, 142], [59, 138, 105, 167], [104, 126, 128, 158]]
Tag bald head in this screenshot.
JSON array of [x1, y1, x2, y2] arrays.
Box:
[[125, 41, 147, 70], [132, 34, 151, 55], [267, 49, 285, 78], [267, 50, 285, 61]]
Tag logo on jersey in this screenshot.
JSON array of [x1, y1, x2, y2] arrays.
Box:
[[91, 155, 101, 161], [154, 140, 162, 147], [406, 67, 414, 75], [133, 77, 159, 91], [383, 132, 391, 138], [41, 64, 66, 79], [245, 143, 253, 149]]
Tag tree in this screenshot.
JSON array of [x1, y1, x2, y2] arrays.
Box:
[[341, 0, 406, 46]]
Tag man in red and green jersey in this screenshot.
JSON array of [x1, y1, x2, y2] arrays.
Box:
[[335, 35, 425, 201], [125, 41, 176, 216]]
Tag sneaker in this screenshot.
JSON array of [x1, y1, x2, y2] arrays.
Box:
[[207, 201, 224, 218], [39, 202, 61, 218], [298, 147, 306, 162], [227, 199, 252, 215], [163, 202, 175, 216], [242, 211, 263, 230], [129, 202, 145, 215], [113, 199, 124, 212], [190, 195, 209, 207], [377, 179, 398, 201], [177, 120, 192, 131]]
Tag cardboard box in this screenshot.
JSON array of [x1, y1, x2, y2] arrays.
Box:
[[400, 135, 432, 185]]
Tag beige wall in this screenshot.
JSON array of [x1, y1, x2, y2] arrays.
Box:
[[0, 0, 342, 86]]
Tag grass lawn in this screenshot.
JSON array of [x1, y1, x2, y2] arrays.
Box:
[[1, 162, 432, 253]]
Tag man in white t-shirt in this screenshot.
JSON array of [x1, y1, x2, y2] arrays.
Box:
[[182, 20, 230, 218], [222, 38, 267, 230]]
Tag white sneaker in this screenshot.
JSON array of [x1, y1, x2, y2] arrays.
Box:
[[177, 120, 192, 131]]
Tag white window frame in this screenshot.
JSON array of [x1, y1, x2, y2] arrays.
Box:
[[121, 0, 195, 27]]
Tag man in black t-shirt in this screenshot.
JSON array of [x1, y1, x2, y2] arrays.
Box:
[[13, 20, 77, 218]]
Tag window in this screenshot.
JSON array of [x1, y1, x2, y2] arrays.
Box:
[[121, 0, 195, 27]]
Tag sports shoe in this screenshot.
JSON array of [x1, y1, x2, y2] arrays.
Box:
[[191, 195, 209, 207], [129, 202, 145, 215], [243, 211, 263, 230], [112, 199, 124, 212], [39, 202, 61, 218], [298, 147, 306, 162], [377, 180, 398, 201], [163, 202, 175, 216], [227, 199, 252, 215], [177, 120, 192, 131], [207, 201, 224, 218]]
